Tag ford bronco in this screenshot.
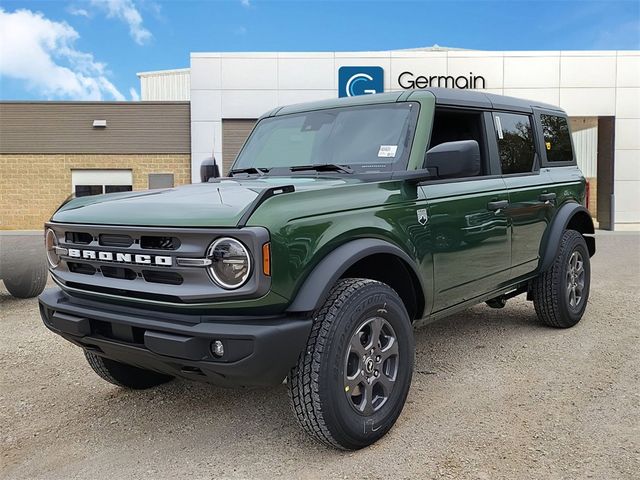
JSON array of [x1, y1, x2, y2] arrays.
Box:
[[39, 89, 595, 450]]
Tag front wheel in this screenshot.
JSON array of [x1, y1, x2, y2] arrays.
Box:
[[531, 229, 591, 328], [288, 278, 414, 450]]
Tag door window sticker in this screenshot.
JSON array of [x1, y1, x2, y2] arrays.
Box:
[[495, 116, 504, 140]]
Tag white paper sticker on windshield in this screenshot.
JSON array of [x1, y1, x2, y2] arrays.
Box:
[[378, 145, 398, 158]]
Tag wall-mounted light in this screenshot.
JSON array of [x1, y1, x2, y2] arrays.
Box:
[[92, 119, 107, 128]]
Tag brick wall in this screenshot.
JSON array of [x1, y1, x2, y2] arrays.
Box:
[[0, 154, 191, 230]]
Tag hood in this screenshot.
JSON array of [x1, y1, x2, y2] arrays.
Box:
[[51, 177, 352, 227]]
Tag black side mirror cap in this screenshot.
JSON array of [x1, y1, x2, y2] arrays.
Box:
[[200, 158, 220, 182], [425, 140, 481, 179]]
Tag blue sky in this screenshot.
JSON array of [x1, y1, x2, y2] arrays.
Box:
[[1, 0, 639, 101]]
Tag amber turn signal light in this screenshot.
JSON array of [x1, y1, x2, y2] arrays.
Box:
[[262, 243, 271, 276]]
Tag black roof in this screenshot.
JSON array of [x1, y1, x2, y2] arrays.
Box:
[[266, 88, 566, 118], [414, 88, 564, 113]]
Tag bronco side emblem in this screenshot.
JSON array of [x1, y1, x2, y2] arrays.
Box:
[[417, 208, 428, 225]]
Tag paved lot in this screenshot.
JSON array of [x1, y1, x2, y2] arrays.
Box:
[[1, 232, 638, 479]]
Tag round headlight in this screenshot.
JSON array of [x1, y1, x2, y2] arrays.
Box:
[[206, 237, 251, 289], [45, 228, 60, 268]]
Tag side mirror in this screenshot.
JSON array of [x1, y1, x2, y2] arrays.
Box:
[[425, 140, 481, 179], [200, 158, 220, 182]]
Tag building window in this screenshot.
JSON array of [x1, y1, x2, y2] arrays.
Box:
[[494, 113, 536, 175], [72, 169, 133, 198], [541, 114, 574, 163]]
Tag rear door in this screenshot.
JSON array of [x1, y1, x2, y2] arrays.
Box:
[[491, 111, 556, 279]]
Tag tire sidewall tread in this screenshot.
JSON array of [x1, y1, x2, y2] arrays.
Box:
[[288, 278, 414, 450], [532, 229, 591, 328]]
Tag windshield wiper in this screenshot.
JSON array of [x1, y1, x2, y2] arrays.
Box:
[[289, 164, 353, 174], [228, 167, 270, 177]]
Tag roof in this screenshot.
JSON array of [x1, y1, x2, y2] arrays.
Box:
[[136, 68, 190, 77], [268, 88, 564, 117], [395, 44, 470, 52]]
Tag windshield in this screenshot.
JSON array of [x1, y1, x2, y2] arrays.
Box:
[[233, 102, 419, 174]]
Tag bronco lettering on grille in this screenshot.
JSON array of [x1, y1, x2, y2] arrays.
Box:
[[67, 249, 172, 266]]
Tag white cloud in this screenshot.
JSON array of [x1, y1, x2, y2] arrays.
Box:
[[90, 0, 151, 45], [0, 8, 124, 100], [240, 0, 251, 8], [129, 87, 140, 101], [67, 6, 91, 18]]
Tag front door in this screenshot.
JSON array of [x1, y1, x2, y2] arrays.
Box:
[[422, 177, 511, 312]]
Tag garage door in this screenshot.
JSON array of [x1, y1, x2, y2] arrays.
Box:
[[222, 120, 256, 174]]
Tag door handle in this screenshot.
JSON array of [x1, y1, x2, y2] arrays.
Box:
[[487, 200, 509, 211], [539, 192, 557, 202]]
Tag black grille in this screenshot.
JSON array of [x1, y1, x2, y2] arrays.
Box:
[[50, 222, 270, 304], [99, 234, 133, 247], [142, 270, 183, 285], [68, 262, 96, 275], [65, 232, 93, 244], [101, 265, 137, 280], [140, 236, 180, 250]]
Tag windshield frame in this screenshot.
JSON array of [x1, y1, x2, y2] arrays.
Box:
[[230, 101, 421, 176]]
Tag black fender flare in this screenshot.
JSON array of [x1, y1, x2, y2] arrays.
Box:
[[538, 203, 595, 273], [286, 238, 425, 314]]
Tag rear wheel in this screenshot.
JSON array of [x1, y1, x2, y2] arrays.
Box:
[[288, 278, 414, 450], [531, 229, 591, 328], [84, 351, 173, 389]]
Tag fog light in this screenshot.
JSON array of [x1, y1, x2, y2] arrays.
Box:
[[211, 340, 224, 358]]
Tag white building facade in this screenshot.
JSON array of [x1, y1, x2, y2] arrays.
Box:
[[140, 47, 640, 229]]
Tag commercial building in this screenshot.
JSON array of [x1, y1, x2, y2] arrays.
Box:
[[139, 46, 640, 230], [1, 47, 637, 231], [0, 102, 191, 230]]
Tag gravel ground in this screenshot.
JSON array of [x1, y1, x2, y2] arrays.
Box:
[[1, 232, 639, 480]]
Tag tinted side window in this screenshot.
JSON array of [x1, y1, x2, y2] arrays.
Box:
[[540, 114, 573, 162], [427, 108, 487, 176], [494, 113, 536, 174]]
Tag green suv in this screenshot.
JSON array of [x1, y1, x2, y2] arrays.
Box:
[[39, 89, 595, 450]]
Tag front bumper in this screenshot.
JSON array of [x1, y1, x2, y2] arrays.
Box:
[[39, 287, 312, 386]]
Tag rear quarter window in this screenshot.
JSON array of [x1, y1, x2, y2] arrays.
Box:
[[541, 114, 574, 163]]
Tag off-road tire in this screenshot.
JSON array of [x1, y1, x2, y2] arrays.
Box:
[[531, 229, 591, 328], [84, 351, 173, 389], [288, 278, 414, 450], [3, 260, 48, 298]]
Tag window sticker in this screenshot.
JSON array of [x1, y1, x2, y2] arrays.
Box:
[[378, 145, 398, 158], [495, 116, 504, 140]]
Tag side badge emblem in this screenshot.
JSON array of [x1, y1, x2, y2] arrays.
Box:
[[417, 208, 428, 225]]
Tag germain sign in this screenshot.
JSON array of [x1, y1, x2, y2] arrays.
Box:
[[338, 66, 384, 98], [337, 67, 486, 98], [398, 71, 486, 90]]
